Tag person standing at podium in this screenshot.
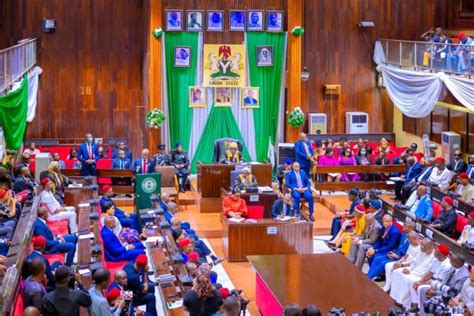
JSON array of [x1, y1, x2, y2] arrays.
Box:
[[294, 133, 314, 176], [132, 149, 150, 174], [285, 162, 314, 221], [220, 142, 244, 164], [222, 188, 248, 219], [77, 133, 99, 176]]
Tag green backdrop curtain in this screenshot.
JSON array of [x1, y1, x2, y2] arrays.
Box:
[[191, 106, 252, 173], [165, 32, 199, 149], [247, 33, 286, 161], [0, 76, 28, 150]]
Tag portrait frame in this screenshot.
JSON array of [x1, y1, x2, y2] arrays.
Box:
[[165, 10, 183, 31], [186, 10, 204, 32], [229, 10, 246, 31], [242, 87, 260, 109], [266, 10, 284, 32], [213, 87, 233, 107], [189, 86, 207, 108], [256, 45, 273, 67], [174, 46, 192, 68], [207, 10, 224, 32], [247, 10, 264, 31]]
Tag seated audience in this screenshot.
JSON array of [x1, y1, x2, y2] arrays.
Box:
[[34, 207, 78, 266], [24, 142, 40, 155], [400, 158, 436, 203], [13, 166, 36, 194], [286, 162, 314, 221], [366, 221, 416, 280], [100, 185, 140, 230], [277, 158, 293, 191], [52, 152, 66, 170], [302, 304, 321, 316], [123, 254, 157, 316], [428, 157, 452, 191], [107, 269, 128, 292], [101, 201, 143, 244], [367, 199, 384, 225], [348, 213, 382, 269], [394, 157, 422, 201], [89, 268, 124, 316], [112, 149, 131, 170], [366, 215, 402, 266], [283, 304, 302, 316], [448, 269, 474, 315], [456, 172, 474, 203], [132, 148, 150, 174], [355, 146, 372, 180], [429, 196, 457, 236], [15, 153, 32, 177], [377, 137, 392, 154], [177, 237, 223, 266], [272, 193, 296, 218], [41, 265, 92, 314], [0, 188, 17, 241], [353, 138, 365, 151], [101, 215, 145, 262], [23, 257, 47, 310], [234, 167, 257, 191], [339, 147, 359, 182], [310, 140, 323, 180], [171, 143, 190, 193], [458, 212, 473, 246], [220, 142, 244, 164], [447, 150, 467, 174], [318, 148, 340, 182], [467, 155, 474, 179], [26, 236, 58, 290], [112, 142, 133, 161], [407, 185, 433, 223], [330, 188, 360, 238], [47, 161, 70, 201], [67, 148, 82, 169], [183, 274, 223, 316], [150, 144, 170, 168], [222, 188, 248, 219], [328, 205, 366, 256], [410, 244, 452, 313], [374, 150, 390, 180]]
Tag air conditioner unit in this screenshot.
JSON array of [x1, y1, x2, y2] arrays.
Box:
[[345, 112, 369, 134], [309, 113, 327, 135], [441, 131, 461, 163]]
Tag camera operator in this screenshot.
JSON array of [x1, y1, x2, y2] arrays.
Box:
[[41, 265, 92, 315], [89, 268, 125, 315], [222, 295, 242, 316]]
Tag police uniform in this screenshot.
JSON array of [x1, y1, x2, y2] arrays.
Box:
[[150, 145, 171, 172], [171, 144, 190, 192]]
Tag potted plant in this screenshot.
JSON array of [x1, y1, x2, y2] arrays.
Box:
[[146, 108, 166, 129], [287, 107, 305, 128]]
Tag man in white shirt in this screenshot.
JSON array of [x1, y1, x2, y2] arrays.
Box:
[[458, 212, 474, 246], [428, 157, 452, 191], [390, 238, 435, 309], [39, 177, 78, 234], [23, 142, 40, 155], [456, 172, 474, 203]]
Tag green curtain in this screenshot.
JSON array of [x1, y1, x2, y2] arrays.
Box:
[[165, 32, 199, 149], [0, 76, 28, 150], [191, 106, 252, 173], [247, 32, 286, 161]]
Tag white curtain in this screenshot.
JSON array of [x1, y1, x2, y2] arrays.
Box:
[[160, 33, 171, 150], [443, 75, 474, 111]]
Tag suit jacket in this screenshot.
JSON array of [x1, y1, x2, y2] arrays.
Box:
[[392, 232, 410, 257], [466, 164, 474, 179], [27, 250, 56, 290], [360, 220, 382, 245], [271, 199, 296, 217], [285, 170, 311, 191], [101, 226, 128, 262], [13, 176, 35, 193], [372, 224, 401, 255], [132, 158, 151, 174], [112, 149, 133, 161], [447, 159, 467, 174], [442, 266, 470, 295], [244, 97, 258, 105], [99, 197, 126, 219], [111, 158, 131, 170], [432, 209, 457, 235], [294, 140, 314, 169], [417, 166, 434, 182], [33, 219, 59, 249], [405, 162, 422, 182], [41, 285, 92, 316], [414, 195, 433, 222], [77, 143, 99, 163]]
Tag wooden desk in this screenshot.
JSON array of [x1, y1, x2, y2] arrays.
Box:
[[221, 216, 312, 262], [428, 185, 473, 216], [248, 254, 395, 315], [197, 162, 273, 213], [220, 188, 278, 218], [97, 169, 135, 194], [65, 186, 95, 221]]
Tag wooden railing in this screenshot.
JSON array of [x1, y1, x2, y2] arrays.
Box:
[[0, 39, 37, 95]]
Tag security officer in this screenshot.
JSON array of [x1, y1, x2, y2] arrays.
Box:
[[171, 143, 189, 193], [150, 144, 170, 171]]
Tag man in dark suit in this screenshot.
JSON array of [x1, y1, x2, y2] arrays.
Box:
[[447, 150, 467, 174], [466, 155, 474, 179], [271, 193, 297, 218], [243, 89, 258, 105], [365, 214, 402, 266], [294, 133, 314, 176], [100, 185, 140, 230], [14, 153, 33, 178], [132, 148, 150, 174], [26, 236, 58, 291], [41, 265, 92, 315], [285, 162, 314, 221], [107, 269, 128, 292], [171, 143, 190, 193], [77, 133, 99, 176], [101, 216, 145, 262], [429, 196, 457, 236], [112, 142, 133, 161], [395, 157, 422, 200], [348, 213, 383, 269], [367, 199, 384, 225], [111, 150, 131, 170], [13, 166, 36, 193], [33, 207, 78, 267]]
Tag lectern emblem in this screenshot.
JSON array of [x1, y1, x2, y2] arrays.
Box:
[[141, 177, 157, 193]]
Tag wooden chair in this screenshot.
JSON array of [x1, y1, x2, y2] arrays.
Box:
[[154, 166, 179, 205]]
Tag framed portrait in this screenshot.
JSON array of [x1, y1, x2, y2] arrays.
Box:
[[266, 11, 284, 32], [174, 46, 192, 67], [247, 10, 264, 31], [189, 86, 207, 108], [207, 10, 224, 32], [187, 10, 204, 31], [229, 10, 246, 31], [242, 87, 260, 109], [256, 45, 273, 67], [214, 87, 232, 107], [165, 10, 183, 31]]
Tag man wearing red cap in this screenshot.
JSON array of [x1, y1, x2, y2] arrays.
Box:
[[39, 177, 78, 234], [458, 212, 474, 246], [456, 172, 474, 203], [429, 196, 457, 235], [123, 254, 157, 316], [428, 157, 453, 191], [100, 185, 140, 231], [89, 268, 125, 315], [26, 235, 57, 291]]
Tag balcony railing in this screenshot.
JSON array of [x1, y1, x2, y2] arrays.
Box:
[[378, 39, 474, 77], [0, 39, 37, 94]]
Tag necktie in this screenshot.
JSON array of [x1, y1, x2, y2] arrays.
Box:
[[296, 172, 303, 188], [120, 160, 124, 169], [142, 159, 147, 174]]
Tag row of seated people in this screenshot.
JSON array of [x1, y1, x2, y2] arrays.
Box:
[[326, 188, 473, 314]]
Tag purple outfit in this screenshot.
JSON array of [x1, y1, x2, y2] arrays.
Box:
[[339, 156, 360, 181]]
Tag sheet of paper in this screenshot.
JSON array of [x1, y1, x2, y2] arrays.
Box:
[[78, 203, 90, 208], [79, 268, 90, 275], [228, 217, 245, 223], [79, 233, 95, 239], [146, 236, 163, 243], [389, 177, 403, 181], [276, 216, 296, 222]]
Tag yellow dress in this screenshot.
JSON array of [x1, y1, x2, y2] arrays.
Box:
[[341, 214, 366, 256]]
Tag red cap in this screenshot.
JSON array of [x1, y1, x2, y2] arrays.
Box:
[[355, 204, 365, 213], [178, 238, 191, 248], [188, 251, 200, 262], [41, 177, 51, 186], [105, 288, 121, 302], [458, 32, 465, 41], [442, 196, 454, 206], [135, 254, 148, 266], [468, 212, 474, 220], [219, 288, 230, 299], [437, 244, 450, 256], [458, 172, 469, 179], [435, 157, 445, 164], [0, 188, 7, 199], [101, 185, 112, 193], [32, 236, 46, 247]]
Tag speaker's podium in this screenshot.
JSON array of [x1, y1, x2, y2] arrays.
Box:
[[135, 174, 161, 211]]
